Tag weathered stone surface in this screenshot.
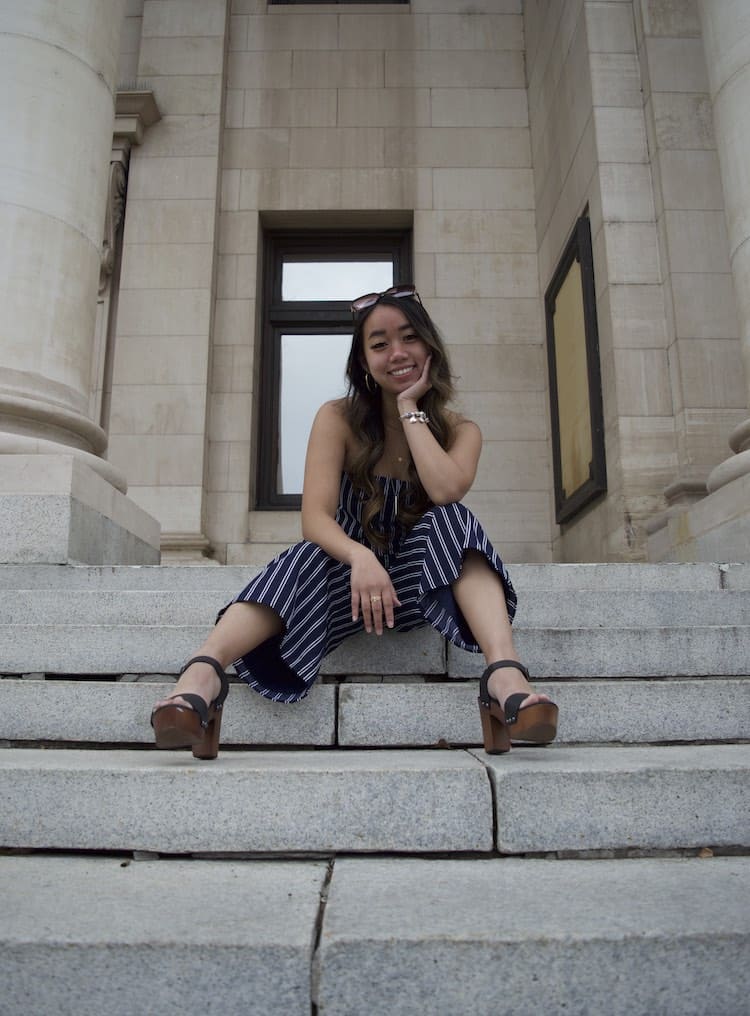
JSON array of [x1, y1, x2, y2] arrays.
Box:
[[0, 622, 447, 676], [2, 676, 747, 747], [337, 678, 750, 746], [1, 563, 747, 680], [0, 679, 336, 746], [5, 586, 749, 627], [450, 626, 750, 677], [2, 589, 239, 626], [321, 626, 445, 675], [2, 619, 747, 677], [517, 589, 750, 626], [0, 623, 215, 675], [510, 561, 722, 591], [724, 562, 750, 590], [0, 749, 492, 854], [0, 560, 725, 591], [473, 744, 750, 853], [314, 856, 750, 1016], [0, 855, 326, 1016], [0, 563, 255, 590]]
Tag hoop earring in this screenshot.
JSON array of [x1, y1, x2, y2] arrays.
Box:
[[365, 372, 378, 394]]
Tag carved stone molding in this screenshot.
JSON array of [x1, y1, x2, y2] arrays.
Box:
[[99, 160, 127, 294], [99, 90, 161, 293]]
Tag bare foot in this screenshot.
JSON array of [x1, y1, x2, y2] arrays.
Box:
[[153, 660, 222, 713], [487, 663, 552, 713]]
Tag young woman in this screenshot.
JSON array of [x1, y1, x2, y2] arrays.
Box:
[[151, 285, 558, 759]]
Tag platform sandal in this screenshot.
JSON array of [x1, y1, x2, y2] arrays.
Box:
[[478, 659, 558, 754], [150, 655, 230, 760]]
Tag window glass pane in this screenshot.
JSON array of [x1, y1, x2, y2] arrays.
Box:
[[279, 333, 351, 493], [281, 260, 393, 302]]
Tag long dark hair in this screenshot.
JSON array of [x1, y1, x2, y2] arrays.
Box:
[[343, 294, 456, 549]]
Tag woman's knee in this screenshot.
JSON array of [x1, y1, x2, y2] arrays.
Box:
[[222, 600, 284, 636]]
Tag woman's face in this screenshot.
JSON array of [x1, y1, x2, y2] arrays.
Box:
[[360, 303, 431, 396]]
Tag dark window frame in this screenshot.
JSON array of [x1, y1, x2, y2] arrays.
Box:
[[544, 210, 607, 526], [256, 228, 412, 510]]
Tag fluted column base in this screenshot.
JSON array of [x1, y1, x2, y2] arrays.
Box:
[[1, 455, 160, 565]]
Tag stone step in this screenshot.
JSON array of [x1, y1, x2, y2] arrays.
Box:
[[1, 677, 748, 747], [473, 743, 750, 854], [2, 560, 747, 591], [339, 677, 750, 746], [314, 856, 750, 1016], [1, 745, 747, 855], [3, 561, 748, 676], [1, 854, 748, 1016], [0, 855, 327, 1016], [0, 748, 493, 854], [450, 625, 749, 677], [0, 677, 338, 746], [4, 586, 750, 627], [2, 621, 747, 676]]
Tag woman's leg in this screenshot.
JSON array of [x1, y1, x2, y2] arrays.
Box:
[[153, 602, 284, 710], [451, 551, 551, 708]]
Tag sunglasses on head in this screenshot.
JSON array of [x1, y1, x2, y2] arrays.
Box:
[[350, 284, 421, 316]]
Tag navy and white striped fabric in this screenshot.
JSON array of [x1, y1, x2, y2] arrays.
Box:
[[220, 473, 517, 703]]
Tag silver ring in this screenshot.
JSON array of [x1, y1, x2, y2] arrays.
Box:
[[370, 595, 382, 603]]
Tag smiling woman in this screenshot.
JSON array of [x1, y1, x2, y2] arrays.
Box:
[[151, 284, 558, 760]]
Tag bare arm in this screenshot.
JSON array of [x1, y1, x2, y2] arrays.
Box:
[[301, 401, 400, 633], [397, 357, 482, 503], [300, 401, 358, 563]]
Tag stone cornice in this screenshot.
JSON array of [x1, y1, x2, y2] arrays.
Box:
[[114, 90, 161, 146]]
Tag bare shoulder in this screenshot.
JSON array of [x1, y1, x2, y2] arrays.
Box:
[[446, 409, 482, 441], [313, 398, 350, 433], [310, 398, 356, 452]]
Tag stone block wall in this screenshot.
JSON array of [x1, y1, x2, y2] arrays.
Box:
[[583, 0, 671, 561], [109, 0, 229, 558], [213, 0, 553, 565], [118, 0, 145, 83], [527, 0, 671, 560]]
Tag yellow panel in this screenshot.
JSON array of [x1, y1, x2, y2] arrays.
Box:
[[553, 259, 592, 497]]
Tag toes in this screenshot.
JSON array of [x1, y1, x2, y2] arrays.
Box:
[[154, 695, 192, 711], [520, 693, 551, 708]]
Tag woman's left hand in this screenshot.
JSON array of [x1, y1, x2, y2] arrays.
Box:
[[398, 354, 432, 407]]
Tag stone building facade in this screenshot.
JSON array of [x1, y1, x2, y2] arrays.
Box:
[[2, 0, 749, 567]]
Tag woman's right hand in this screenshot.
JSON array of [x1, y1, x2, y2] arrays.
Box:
[[350, 545, 401, 635]]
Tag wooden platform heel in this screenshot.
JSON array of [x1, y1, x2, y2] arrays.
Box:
[[478, 659, 558, 754], [150, 655, 230, 760]]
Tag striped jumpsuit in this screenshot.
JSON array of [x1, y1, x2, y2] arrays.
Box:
[[220, 472, 517, 703]]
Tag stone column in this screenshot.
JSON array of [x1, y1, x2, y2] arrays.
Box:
[[0, 1, 159, 563], [699, 0, 750, 492]]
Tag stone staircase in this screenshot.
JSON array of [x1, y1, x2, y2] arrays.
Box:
[[1, 562, 749, 1015]]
